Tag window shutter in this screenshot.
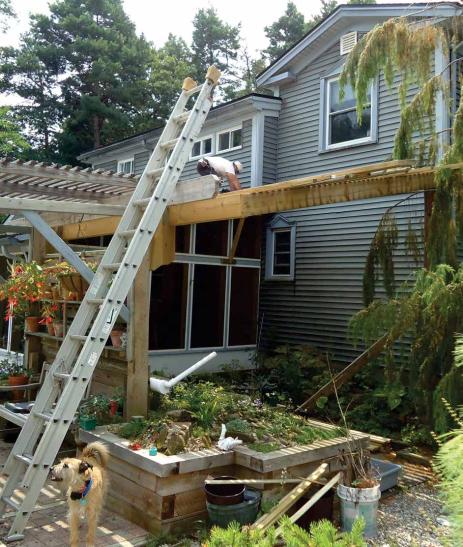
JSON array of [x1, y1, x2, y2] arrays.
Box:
[[340, 31, 358, 55]]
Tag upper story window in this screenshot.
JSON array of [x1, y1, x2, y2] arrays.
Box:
[[190, 136, 213, 159], [323, 76, 375, 150], [265, 215, 295, 281], [217, 126, 242, 152], [117, 158, 134, 174]]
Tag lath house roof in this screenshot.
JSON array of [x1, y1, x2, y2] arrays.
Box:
[[0, 158, 138, 203]]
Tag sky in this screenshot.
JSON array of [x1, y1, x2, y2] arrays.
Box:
[[0, 0, 427, 54]]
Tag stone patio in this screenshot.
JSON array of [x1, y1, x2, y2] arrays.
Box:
[[0, 439, 148, 546]]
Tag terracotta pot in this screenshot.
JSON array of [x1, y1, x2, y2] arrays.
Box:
[[8, 374, 29, 401], [110, 329, 124, 348], [46, 322, 55, 336], [53, 321, 64, 338], [25, 316, 39, 333]]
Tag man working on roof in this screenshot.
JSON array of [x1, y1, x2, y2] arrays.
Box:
[[197, 156, 242, 192]]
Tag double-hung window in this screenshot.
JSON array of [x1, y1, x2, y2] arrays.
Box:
[[217, 127, 242, 152], [324, 76, 375, 150], [265, 215, 296, 280], [117, 158, 134, 174], [190, 136, 213, 159]]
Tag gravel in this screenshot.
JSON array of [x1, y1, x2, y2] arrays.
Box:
[[369, 482, 451, 547]]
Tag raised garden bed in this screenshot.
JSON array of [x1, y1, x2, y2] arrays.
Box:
[[79, 424, 370, 534]]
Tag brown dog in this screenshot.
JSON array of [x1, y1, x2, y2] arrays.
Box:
[[50, 442, 109, 547]]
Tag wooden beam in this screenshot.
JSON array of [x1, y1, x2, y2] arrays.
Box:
[[0, 178, 116, 201], [0, 224, 31, 234], [150, 213, 175, 271], [0, 196, 125, 216], [224, 218, 245, 264], [60, 217, 121, 240], [296, 335, 389, 413], [126, 254, 150, 418]]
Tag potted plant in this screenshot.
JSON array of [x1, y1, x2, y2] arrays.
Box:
[[45, 259, 98, 301], [1, 357, 31, 401], [109, 387, 125, 416], [110, 322, 126, 348], [78, 394, 111, 429], [39, 301, 60, 336]]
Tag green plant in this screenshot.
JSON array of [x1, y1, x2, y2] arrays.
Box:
[[78, 394, 111, 423], [434, 398, 463, 544], [0, 357, 29, 378], [204, 517, 366, 546], [248, 442, 280, 453]]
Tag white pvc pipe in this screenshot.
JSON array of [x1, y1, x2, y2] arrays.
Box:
[[6, 303, 13, 354], [149, 351, 217, 394]]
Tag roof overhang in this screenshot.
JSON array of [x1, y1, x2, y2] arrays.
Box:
[[257, 2, 462, 87]]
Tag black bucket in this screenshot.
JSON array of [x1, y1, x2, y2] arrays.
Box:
[[204, 476, 245, 506]]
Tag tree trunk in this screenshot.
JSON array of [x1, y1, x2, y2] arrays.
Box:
[[93, 114, 101, 149]]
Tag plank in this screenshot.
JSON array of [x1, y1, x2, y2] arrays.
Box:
[[296, 335, 389, 412], [0, 196, 125, 215], [150, 213, 176, 271]]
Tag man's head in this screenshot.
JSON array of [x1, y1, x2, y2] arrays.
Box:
[[233, 161, 243, 174]]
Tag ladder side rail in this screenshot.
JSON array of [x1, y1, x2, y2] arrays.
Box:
[[22, 79, 216, 475]]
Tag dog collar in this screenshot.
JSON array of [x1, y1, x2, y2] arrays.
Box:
[[70, 479, 93, 502]]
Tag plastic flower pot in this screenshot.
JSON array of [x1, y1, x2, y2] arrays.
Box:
[[79, 416, 97, 431], [337, 482, 381, 538], [25, 316, 40, 333], [8, 374, 29, 402], [109, 400, 118, 416], [53, 321, 64, 338], [110, 329, 125, 348]]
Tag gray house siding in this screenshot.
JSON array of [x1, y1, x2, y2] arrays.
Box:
[[90, 158, 118, 172], [179, 118, 253, 188], [260, 193, 424, 362], [263, 116, 278, 184]]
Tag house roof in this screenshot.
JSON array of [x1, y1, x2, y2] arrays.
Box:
[[78, 93, 282, 162], [257, 2, 463, 86]]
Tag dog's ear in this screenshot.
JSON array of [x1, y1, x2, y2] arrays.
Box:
[[78, 461, 93, 474]]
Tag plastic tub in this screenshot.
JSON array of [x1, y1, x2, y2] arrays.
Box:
[[371, 458, 402, 492], [337, 483, 381, 538], [207, 488, 261, 527], [204, 476, 245, 506]]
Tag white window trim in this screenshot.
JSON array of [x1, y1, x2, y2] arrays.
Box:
[[216, 126, 243, 153], [320, 74, 378, 152], [265, 216, 296, 281], [190, 134, 214, 160], [117, 157, 134, 174]]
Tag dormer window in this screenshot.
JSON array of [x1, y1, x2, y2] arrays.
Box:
[[117, 158, 134, 174]]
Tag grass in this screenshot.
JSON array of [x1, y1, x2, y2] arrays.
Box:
[[248, 442, 281, 453]]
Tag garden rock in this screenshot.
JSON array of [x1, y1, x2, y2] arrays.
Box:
[[166, 409, 194, 422], [159, 423, 191, 455]]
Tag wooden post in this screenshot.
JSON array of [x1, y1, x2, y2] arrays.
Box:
[[126, 254, 151, 418], [150, 212, 175, 271]]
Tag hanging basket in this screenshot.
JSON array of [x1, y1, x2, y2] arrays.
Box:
[[25, 316, 40, 333]]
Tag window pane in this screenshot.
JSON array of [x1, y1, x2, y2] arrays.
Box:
[[203, 137, 212, 154], [149, 264, 188, 350], [229, 267, 259, 346], [329, 108, 371, 145], [192, 141, 201, 157], [195, 221, 228, 256], [330, 80, 370, 113], [218, 132, 230, 151], [232, 129, 242, 148], [175, 225, 190, 253], [273, 231, 291, 276], [191, 265, 226, 348]]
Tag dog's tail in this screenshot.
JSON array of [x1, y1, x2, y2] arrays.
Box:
[[81, 441, 109, 468]]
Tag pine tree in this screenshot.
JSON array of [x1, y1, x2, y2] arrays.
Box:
[[0, 0, 14, 32], [263, 2, 308, 62], [191, 7, 241, 95], [0, 107, 30, 156]]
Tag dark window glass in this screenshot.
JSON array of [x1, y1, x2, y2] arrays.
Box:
[[195, 221, 228, 256], [218, 132, 230, 151], [175, 225, 191, 253], [228, 267, 259, 346], [232, 129, 242, 148], [191, 265, 226, 348], [149, 264, 188, 350], [192, 141, 201, 157], [233, 217, 261, 259], [273, 230, 291, 275], [328, 79, 371, 145], [204, 137, 212, 154]]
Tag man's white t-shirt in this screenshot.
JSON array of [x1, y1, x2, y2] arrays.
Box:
[[204, 156, 235, 176]]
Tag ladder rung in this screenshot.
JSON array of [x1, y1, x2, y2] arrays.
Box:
[[185, 85, 202, 97], [160, 137, 179, 150], [53, 372, 70, 380], [102, 262, 121, 271], [119, 229, 136, 238], [2, 497, 20, 511], [33, 411, 53, 422], [87, 298, 104, 305], [174, 110, 191, 124], [147, 167, 164, 178], [14, 454, 32, 466], [133, 197, 150, 208], [70, 334, 87, 342]]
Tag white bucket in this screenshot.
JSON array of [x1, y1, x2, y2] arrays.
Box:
[[337, 483, 381, 538]]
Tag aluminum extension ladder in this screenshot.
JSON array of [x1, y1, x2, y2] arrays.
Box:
[[0, 65, 221, 542]]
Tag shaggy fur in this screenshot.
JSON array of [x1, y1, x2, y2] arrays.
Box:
[[50, 442, 109, 547]]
